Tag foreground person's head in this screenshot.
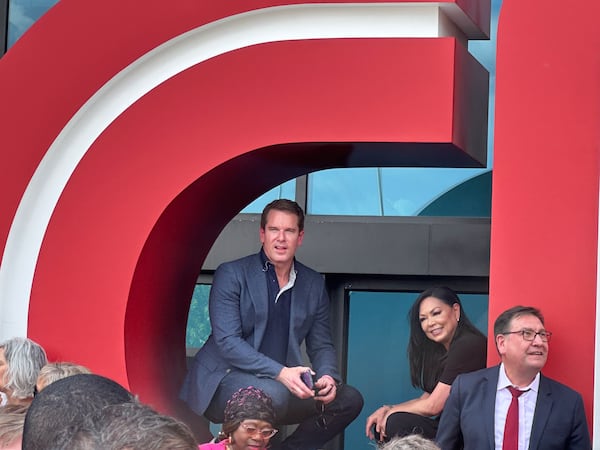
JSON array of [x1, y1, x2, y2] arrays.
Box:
[[22, 374, 134, 450], [217, 387, 277, 450]]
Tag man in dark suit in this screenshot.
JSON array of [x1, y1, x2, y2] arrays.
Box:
[[180, 199, 363, 450], [436, 305, 590, 450]]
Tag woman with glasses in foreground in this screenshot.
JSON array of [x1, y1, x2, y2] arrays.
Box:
[[199, 386, 277, 450]]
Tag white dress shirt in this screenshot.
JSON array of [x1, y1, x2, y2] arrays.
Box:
[[494, 363, 540, 450]]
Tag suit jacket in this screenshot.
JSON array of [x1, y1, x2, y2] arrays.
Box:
[[180, 251, 341, 416], [436, 365, 591, 450]]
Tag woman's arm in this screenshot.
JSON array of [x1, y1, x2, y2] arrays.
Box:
[[366, 382, 451, 441], [366, 390, 434, 439], [386, 381, 450, 417]]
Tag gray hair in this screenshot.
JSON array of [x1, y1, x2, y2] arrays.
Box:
[[377, 435, 441, 450], [0, 337, 47, 399]]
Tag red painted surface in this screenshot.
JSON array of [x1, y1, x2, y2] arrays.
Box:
[[0, 0, 489, 438], [29, 36, 481, 409], [490, 0, 600, 431]]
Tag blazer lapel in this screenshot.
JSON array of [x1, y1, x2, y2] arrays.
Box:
[[528, 375, 553, 450], [484, 366, 501, 450], [245, 254, 269, 347]]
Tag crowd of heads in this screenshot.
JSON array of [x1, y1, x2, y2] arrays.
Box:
[[0, 291, 560, 450], [0, 337, 199, 450]]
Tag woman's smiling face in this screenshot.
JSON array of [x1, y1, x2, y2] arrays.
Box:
[[419, 296, 460, 350], [230, 419, 277, 450]]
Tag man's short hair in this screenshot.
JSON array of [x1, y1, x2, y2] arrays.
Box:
[[66, 402, 198, 450], [260, 199, 305, 231], [493, 305, 545, 338], [22, 374, 134, 450]]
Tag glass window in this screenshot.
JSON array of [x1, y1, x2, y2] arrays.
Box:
[[308, 168, 384, 216], [308, 167, 491, 217], [7, 0, 58, 49], [240, 178, 296, 214], [185, 284, 211, 349]]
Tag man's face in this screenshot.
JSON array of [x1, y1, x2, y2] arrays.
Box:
[[497, 314, 548, 375], [259, 209, 304, 267]]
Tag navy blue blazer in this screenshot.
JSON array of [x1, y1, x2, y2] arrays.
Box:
[[436, 365, 591, 450], [180, 252, 341, 416]]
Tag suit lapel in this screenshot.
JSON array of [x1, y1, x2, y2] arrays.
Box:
[[484, 366, 501, 449], [246, 254, 269, 347], [289, 264, 306, 323], [528, 375, 552, 450]]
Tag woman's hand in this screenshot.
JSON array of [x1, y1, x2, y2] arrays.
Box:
[[365, 405, 391, 440]]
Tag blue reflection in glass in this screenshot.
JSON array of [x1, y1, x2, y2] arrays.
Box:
[[240, 179, 296, 214], [7, 0, 58, 49], [308, 168, 383, 216]]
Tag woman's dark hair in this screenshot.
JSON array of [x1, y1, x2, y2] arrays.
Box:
[[407, 286, 485, 391]]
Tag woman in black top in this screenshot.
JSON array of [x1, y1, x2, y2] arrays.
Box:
[[365, 286, 487, 442]]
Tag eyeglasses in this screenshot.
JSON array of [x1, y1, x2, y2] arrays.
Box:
[[239, 422, 278, 439], [503, 329, 552, 342]]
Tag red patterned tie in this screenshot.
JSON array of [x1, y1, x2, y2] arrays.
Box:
[[503, 386, 526, 450]]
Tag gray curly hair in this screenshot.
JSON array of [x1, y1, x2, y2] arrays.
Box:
[[377, 435, 441, 450], [1, 337, 47, 399]]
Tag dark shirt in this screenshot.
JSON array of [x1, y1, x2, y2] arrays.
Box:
[[257, 250, 291, 365], [436, 326, 487, 390]]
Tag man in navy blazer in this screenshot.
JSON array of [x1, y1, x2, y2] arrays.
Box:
[[180, 199, 363, 450], [436, 305, 590, 450]]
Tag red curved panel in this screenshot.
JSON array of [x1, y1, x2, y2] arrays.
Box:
[[0, 0, 489, 438], [29, 37, 482, 413], [491, 0, 600, 429]]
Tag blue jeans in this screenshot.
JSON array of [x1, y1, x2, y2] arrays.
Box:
[[205, 370, 363, 450]]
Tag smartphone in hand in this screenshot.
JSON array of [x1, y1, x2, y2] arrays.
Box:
[[300, 370, 318, 394]]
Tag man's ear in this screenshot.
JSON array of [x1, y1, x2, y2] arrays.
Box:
[[496, 334, 506, 355], [297, 229, 305, 247]]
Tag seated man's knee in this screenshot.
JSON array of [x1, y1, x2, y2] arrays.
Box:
[[337, 384, 364, 415]]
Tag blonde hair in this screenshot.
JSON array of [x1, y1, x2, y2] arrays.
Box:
[[36, 362, 91, 392]]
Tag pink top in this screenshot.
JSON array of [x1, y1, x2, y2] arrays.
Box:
[[198, 441, 227, 450]]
